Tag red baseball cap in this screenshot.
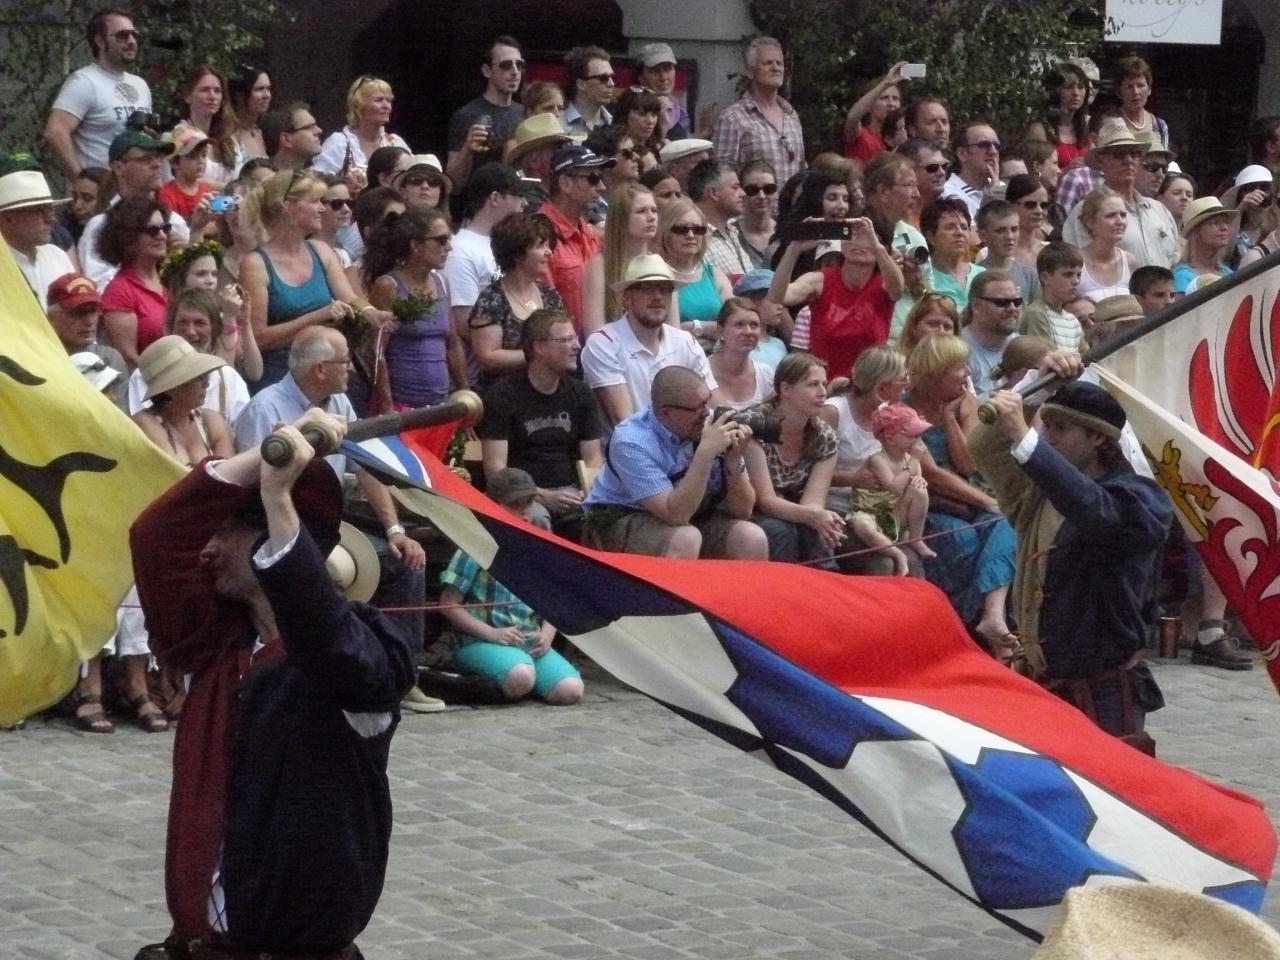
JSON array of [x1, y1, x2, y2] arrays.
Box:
[[47, 273, 100, 312]]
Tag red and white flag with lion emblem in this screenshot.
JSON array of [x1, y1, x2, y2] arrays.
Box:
[[1095, 255, 1280, 691]]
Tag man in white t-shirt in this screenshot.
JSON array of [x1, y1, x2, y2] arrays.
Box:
[[443, 163, 526, 381], [44, 9, 153, 176], [0, 169, 74, 311], [581, 255, 717, 426]]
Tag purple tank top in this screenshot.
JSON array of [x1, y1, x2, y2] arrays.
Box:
[[386, 273, 451, 406]]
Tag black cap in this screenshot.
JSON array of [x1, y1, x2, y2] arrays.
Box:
[[1041, 381, 1126, 439], [550, 145, 617, 175], [465, 162, 524, 206]]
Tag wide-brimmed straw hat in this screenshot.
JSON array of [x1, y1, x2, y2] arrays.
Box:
[[509, 113, 573, 167], [1180, 195, 1241, 238], [1093, 294, 1144, 326], [325, 521, 381, 602], [1032, 884, 1280, 960], [610, 253, 688, 294], [394, 153, 452, 194], [0, 171, 69, 212], [138, 335, 226, 400], [1086, 121, 1149, 165], [1221, 164, 1275, 209]]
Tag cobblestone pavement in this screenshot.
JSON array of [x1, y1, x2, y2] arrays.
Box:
[[2, 655, 1279, 960]]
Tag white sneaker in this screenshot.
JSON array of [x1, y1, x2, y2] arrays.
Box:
[[401, 686, 446, 713]]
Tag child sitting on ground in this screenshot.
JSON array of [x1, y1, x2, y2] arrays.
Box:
[[846, 403, 935, 576], [438, 468, 584, 705]]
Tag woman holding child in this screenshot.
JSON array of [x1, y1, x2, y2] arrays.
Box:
[[905, 334, 1017, 649]]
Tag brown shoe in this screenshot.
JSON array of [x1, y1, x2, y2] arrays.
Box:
[[1191, 636, 1255, 671]]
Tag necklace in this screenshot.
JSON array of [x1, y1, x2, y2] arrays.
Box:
[[502, 275, 540, 311]]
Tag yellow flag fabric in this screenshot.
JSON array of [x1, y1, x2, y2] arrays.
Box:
[[0, 244, 183, 724]]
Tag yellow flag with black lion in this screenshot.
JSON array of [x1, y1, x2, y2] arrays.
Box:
[[0, 243, 182, 725]]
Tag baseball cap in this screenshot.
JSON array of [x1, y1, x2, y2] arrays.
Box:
[[47, 272, 101, 312], [0, 151, 42, 177], [636, 42, 676, 68], [870, 403, 932, 441], [550, 146, 617, 176], [487, 467, 538, 505], [732, 268, 774, 296], [109, 129, 174, 163], [168, 125, 210, 158], [465, 162, 524, 205]]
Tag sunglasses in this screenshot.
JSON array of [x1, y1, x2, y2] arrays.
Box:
[[1020, 200, 1050, 211], [141, 223, 171, 238], [922, 162, 951, 175], [670, 224, 708, 236], [963, 139, 1001, 151], [111, 29, 140, 41], [423, 233, 453, 245], [401, 174, 441, 188], [1142, 161, 1168, 174], [586, 72, 616, 84], [616, 148, 638, 161], [569, 171, 603, 185], [977, 295, 1023, 309], [744, 183, 778, 197], [326, 198, 352, 210], [493, 58, 526, 72]]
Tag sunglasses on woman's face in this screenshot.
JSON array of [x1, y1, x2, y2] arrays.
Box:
[[326, 198, 352, 210], [141, 223, 171, 238], [744, 183, 778, 197], [670, 223, 708, 237]]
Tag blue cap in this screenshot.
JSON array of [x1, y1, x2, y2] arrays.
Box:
[[733, 268, 774, 296], [550, 145, 616, 175]]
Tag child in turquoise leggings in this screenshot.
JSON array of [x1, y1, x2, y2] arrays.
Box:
[[438, 468, 584, 705]]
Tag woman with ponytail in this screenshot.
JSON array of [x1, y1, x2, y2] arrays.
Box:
[[239, 170, 390, 391], [365, 207, 466, 411]]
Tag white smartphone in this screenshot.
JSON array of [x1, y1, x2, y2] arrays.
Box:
[[901, 63, 927, 79]]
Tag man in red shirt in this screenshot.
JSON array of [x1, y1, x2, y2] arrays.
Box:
[[538, 146, 614, 335]]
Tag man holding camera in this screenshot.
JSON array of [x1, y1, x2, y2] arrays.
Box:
[[582, 365, 768, 560]]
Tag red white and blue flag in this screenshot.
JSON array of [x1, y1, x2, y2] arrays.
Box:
[[346, 430, 1276, 941]]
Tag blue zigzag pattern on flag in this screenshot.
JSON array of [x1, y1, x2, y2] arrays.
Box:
[[343, 438, 1275, 940]]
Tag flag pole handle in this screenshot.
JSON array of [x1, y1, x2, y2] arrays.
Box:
[[259, 390, 484, 466], [976, 371, 1060, 425]]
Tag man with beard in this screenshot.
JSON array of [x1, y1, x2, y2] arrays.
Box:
[[960, 270, 1021, 399], [581, 254, 716, 425], [45, 7, 153, 176]]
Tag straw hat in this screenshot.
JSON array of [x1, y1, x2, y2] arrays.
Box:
[[393, 153, 452, 193], [1032, 884, 1280, 960], [610, 253, 688, 294], [1180, 195, 1241, 238], [137, 335, 226, 400], [1086, 121, 1149, 165], [659, 138, 713, 165], [508, 112, 573, 167], [325, 521, 380, 602], [1221, 164, 1275, 209], [1136, 131, 1175, 164], [0, 171, 69, 212], [1093, 294, 1144, 326]]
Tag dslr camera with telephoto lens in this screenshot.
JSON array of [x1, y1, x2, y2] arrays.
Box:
[[712, 406, 783, 444]]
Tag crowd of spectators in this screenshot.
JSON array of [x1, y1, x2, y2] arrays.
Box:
[[8, 7, 1271, 738]]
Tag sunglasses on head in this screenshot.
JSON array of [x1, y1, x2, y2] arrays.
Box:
[[670, 223, 708, 236], [978, 295, 1022, 309], [493, 58, 526, 72], [744, 182, 778, 197]]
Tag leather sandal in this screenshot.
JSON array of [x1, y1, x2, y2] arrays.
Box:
[[73, 692, 114, 734], [127, 693, 170, 733]]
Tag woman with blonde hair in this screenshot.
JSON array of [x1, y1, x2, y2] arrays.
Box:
[[582, 183, 661, 332], [896, 292, 960, 357], [905, 333, 1015, 648], [659, 196, 732, 349], [1077, 188, 1135, 302], [238, 170, 390, 389], [313, 76, 410, 181]]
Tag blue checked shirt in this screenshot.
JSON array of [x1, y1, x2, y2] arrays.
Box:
[[584, 407, 725, 510]]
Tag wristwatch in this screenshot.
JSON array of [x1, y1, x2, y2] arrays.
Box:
[[385, 523, 406, 538]]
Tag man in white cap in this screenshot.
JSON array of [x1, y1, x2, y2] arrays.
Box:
[[509, 113, 572, 208], [581, 253, 718, 426], [659, 139, 714, 193], [712, 36, 805, 183], [635, 42, 690, 140], [0, 168, 74, 311], [1062, 120, 1179, 268], [44, 7, 153, 177], [447, 34, 527, 191]]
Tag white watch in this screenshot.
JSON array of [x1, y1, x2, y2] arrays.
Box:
[[385, 523, 406, 538]]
